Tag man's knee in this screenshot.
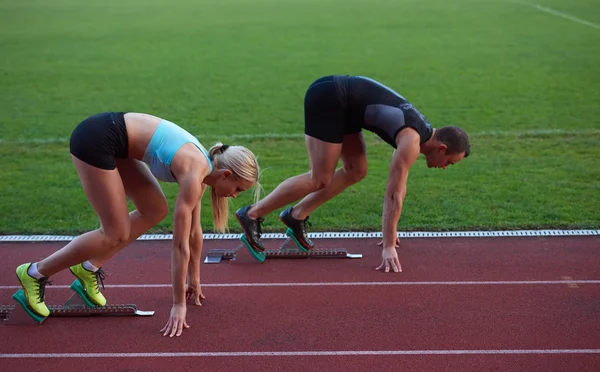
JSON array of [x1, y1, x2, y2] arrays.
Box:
[[345, 162, 368, 184], [308, 170, 333, 191]]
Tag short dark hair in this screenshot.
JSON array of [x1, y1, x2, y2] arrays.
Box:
[[434, 126, 470, 157]]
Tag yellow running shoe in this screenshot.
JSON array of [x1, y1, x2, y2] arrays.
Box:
[[69, 263, 107, 306], [15, 263, 51, 318]]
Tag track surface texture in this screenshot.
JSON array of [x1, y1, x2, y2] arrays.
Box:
[[1, 235, 599, 372]]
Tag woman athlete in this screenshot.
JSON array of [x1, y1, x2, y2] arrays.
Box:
[[15, 112, 261, 338]]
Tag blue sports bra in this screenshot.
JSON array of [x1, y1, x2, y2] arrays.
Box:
[[141, 119, 212, 183]]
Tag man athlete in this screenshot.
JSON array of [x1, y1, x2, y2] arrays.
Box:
[[235, 75, 470, 273]]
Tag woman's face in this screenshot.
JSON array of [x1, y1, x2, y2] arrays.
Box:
[[214, 170, 254, 198]]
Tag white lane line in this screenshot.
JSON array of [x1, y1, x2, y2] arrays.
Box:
[[1, 280, 600, 290], [1, 349, 600, 358]]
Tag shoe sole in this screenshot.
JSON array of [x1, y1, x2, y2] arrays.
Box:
[[240, 235, 266, 263]]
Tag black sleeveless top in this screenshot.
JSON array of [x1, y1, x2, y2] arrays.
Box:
[[333, 75, 433, 148]]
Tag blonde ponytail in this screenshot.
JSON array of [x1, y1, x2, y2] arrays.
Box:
[[207, 142, 261, 233]]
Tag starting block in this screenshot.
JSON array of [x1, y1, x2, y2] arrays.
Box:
[[204, 229, 363, 264], [1, 280, 154, 325]]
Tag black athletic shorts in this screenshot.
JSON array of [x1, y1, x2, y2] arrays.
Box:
[[69, 112, 129, 170], [303, 75, 361, 143]]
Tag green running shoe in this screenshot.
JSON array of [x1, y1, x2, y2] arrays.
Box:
[[15, 263, 51, 318], [69, 263, 107, 306]]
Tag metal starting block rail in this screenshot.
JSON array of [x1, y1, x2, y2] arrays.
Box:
[[204, 234, 363, 264], [1, 280, 154, 325]]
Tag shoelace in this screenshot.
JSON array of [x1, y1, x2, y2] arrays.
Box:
[[36, 277, 53, 304], [256, 217, 264, 237], [93, 268, 106, 294], [303, 216, 312, 230]]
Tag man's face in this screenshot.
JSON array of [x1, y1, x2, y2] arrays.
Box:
[[426, 144, 466, 169]]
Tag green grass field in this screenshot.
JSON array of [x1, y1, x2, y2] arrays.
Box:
[[1, 0, 599, 235]]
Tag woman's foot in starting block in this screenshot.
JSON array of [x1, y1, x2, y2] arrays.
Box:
[[69, 263, 107, 307], [15, 263, 52, 321]]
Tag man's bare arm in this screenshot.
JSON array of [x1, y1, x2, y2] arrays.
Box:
[[381, 130, 421, 249]]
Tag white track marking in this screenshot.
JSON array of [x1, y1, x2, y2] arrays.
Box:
[[1, 349, 600, 358], [508, 1, 600, 30], [533, 4, 600, 29], [1, 280, 599, 290], [1, 229, 598, 242]]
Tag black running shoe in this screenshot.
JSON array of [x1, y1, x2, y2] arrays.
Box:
[[279, 207, 314, 250], [235, 205, 266, 252]]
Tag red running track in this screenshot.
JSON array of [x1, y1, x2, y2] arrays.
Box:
[[0, 236, 599, 371]]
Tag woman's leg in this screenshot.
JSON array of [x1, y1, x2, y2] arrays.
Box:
[[16, 155, 130, 313], [36, 155, 130, 277], [91, 158, 169, 266]]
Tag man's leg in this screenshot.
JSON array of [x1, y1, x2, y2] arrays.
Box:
[[236, 135, 341, 251], [290, 132, 368, 219], [279, 132, 367, 249], [250, 135, 342, 218], [236, 75, 345, 252]]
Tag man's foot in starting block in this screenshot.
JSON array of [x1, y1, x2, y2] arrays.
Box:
[[236, 205, 267, 262], [15, 263, 51, 320], [69, 263, 107, 306], [240, 234, 266, 263], [279, 207, 314, 251]]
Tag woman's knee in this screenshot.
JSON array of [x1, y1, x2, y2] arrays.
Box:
[[144, 194, 169, 224], [152, 197, 169, 223], [100, 224, 130, 248]]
